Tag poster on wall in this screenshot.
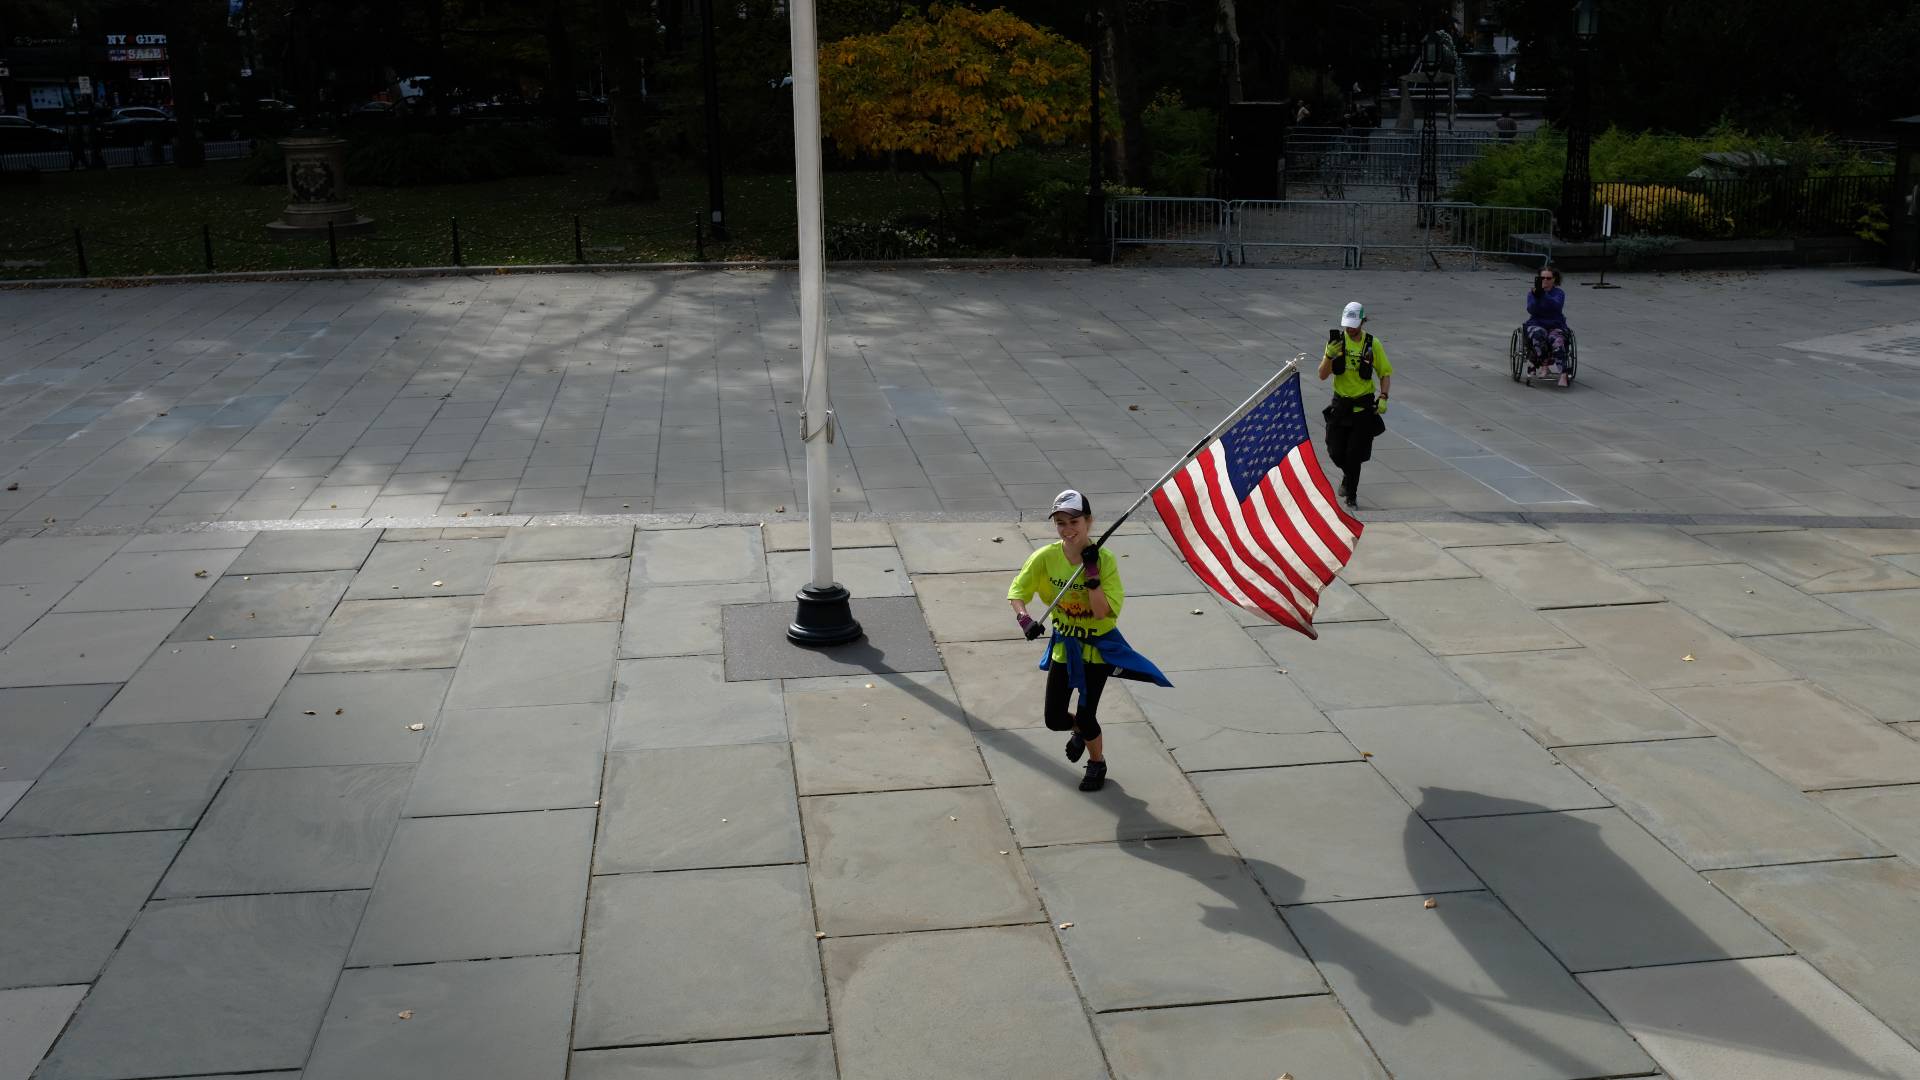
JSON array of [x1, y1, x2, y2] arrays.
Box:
[[30, 85, 67, 110]]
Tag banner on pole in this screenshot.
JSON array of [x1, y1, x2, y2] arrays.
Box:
[[1151, 373, 1363, 639]]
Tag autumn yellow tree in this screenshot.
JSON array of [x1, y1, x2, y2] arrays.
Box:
[[820, 5, 1094, 219]]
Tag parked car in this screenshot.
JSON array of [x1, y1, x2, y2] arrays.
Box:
[[0, 115, 66, 151], [100, 106, 175, 145], [213, 98, 298, 139]]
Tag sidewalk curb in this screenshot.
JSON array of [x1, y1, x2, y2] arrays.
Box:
[[0, 257, 1095, 290], [4, 507, 1917, 542]]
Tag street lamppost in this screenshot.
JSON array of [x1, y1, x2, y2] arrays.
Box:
[[1416, 33, 1441, 226], [1086, 0, 1105, 263], [1557, 0, 1599, 240]]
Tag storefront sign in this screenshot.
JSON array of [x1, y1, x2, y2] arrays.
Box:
[[104, 34, 168, 45], [107, 47, 167, 61]]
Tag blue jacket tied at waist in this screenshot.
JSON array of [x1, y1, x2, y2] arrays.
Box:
[[1040, 625, 1173, 693]]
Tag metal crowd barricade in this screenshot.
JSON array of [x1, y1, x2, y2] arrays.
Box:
[[1224, 199, 1554, 268], [1106, 197, 1229, 264]]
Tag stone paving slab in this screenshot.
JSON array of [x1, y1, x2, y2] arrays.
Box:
[[595, 744, 802, 874], [157, 764, 411, 896], [1094, 996, 1389, 1080], [1356, 578, 1579, 655], [1127, 667, 1349, 772], [1254, 622, 1482, 710], [1336, 524, 1476, 584], [611, 656, 785, 749], [1582, 955, 1920, 1080], [34, 891, 365, 1080], [226, 529, 379, 574], [1025, 835, 1323, 1010], [1545, 522, 1729, 569], [499, 525, 632, 562], [1745, 629, 1920, 723], [575, 865, 827, 1048], [0, 832, 183, 990], [1547, 604, 1793, 688], [239, 669, 451, 768], [0, 584, 61, 651], [348, 809, 594, 966], [1197, 764, 1479, 905], [50, 548, 240, 613], [804, 786, 1039, 936], [1435, 808, 1786, 972], [1285, 891, 1656, 1080], [0, 608, 185, 687], [1699, 529, 1920, 593], [0, 684, 117, 780], [631, 526, 763, 585], [1087, 593, 1274, 670], [0, 536, 127, 585], [1826, 588, 1920, 647], [1450, 542, 1661, 609], [168, 569, 353, 641], [890, 523, 1030, 574], [1444, 649, 1707, 747], [345, 538, 501, 599], [619, 580, 769, 658], [1628, 562, 1865, 637], [304, 954, 577, 1080], [447, 622, 617, 708], [1409, 521, 1557, 548], [1328, 704, 1606, 820], [784, 675, 987, 794], [572, 1036, 838, 1080], [1560, 739, 1885, 870], [763, 522, 895, 551], [1812, 785, 1920, 866], [769, 547, 913, 599], [406, 702, 607, 816], [0, 720, 252, 837], [299, 596, 475, 674], [96, 635, 313, 726], [1657, 681, 1920, 789], [0, 985, 88, 1080], [912, 570, 1026, 642], [940, 638, 1146, 730], [721, 597, 943, 680], [823, 925, 1105, 1080], [474, 558, 628, 625], [1710, 859, 1920, 1048], [977, 723, 1217, 847]]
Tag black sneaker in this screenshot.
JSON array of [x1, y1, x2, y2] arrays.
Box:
[[1343, 490, 1359, 509], [1078, 760, 1107, 791], [1064, 733, 1085, 763]]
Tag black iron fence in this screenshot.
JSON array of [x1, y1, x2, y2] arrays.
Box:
[[0, 212, 720, 281], [0, 139, 255, 174], [1588, 174, 1891, 240]]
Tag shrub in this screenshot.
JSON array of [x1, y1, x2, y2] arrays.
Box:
[[1595, 182, 1733, 238], [1141, 90, 1215, 197], [824, 214, 958, 259]]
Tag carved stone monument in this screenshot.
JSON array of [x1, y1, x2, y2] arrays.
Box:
[[267, 135, 374, 234]]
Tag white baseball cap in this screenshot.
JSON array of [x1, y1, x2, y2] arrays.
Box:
[[1050, 489, 1090, 518], [1340, 301, 1367, 328]]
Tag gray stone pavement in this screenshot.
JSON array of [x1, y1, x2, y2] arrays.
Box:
[[2, 267, 1919, 533], [6, 516, 1920, 1079]]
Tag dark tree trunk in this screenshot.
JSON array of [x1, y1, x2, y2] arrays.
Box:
[[1097, 0, 1150, 187], [170, 0, 208, 167], [598, 0, 658, 202]]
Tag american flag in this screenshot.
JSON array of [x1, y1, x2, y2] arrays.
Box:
[[1152, 373, 1363, 639]]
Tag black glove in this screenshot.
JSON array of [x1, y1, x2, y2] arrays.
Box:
[[1017, 613, 1045, 640], [1081, 544, 1101, 570]]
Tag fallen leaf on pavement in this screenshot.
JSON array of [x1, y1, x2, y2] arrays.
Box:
[[303, 710, 317, 715], [1057, 922, 1074, 929], [397, 1010, 413, 1020], [1682, 654, 1696, 662], [1424, 898, 1438, 909], [193, 570, 208, 578], [407, 723, 425, 731]]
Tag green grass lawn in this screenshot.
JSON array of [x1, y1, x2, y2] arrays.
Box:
[[0, 156, 971, 280]]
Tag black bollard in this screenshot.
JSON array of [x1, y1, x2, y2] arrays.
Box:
[[573, 216, 584, 263], [451, 217, 463, 266], [202, 224, 214, 273], [327, 221, 339, 268], [73, 227, 88, 277], [694, 213, 704, 261]]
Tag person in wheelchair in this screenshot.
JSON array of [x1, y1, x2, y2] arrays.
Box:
[[1523, 266, 1572, 388]]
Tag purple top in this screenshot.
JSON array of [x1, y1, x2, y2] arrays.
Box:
[[1526, 286, 1567, 330]]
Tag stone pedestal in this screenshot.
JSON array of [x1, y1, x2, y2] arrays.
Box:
[[267, 135, 374, 234]]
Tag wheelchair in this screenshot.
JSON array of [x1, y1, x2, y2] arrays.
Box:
[[1509, 325, 1578, 386]]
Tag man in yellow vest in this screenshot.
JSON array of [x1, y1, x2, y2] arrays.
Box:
[[1317, 301, 1393, 509]]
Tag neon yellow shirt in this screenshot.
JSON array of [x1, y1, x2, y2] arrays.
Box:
[[1008, 542, 1125, 664], [1324, 333, 1393, 398]]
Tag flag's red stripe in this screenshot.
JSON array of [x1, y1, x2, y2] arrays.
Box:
[[1275, 460, 1348, 581], [1152, 486, 1305, 630], [1296, 438, 1364, 536], [1156, 480, 1310, 636], [1193, 451, 1314, 617], [1248, 471, 1336, 597], [1177, 459, 1311, 631], [1281, 449, 1354, 563]]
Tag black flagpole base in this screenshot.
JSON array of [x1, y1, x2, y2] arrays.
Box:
[[788, 583, 864, 646]]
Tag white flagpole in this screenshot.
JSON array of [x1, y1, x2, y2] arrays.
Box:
[[786, 0, 861, 644]]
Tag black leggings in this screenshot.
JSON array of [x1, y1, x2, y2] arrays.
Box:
[[1044, 661, 1111, 740]]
